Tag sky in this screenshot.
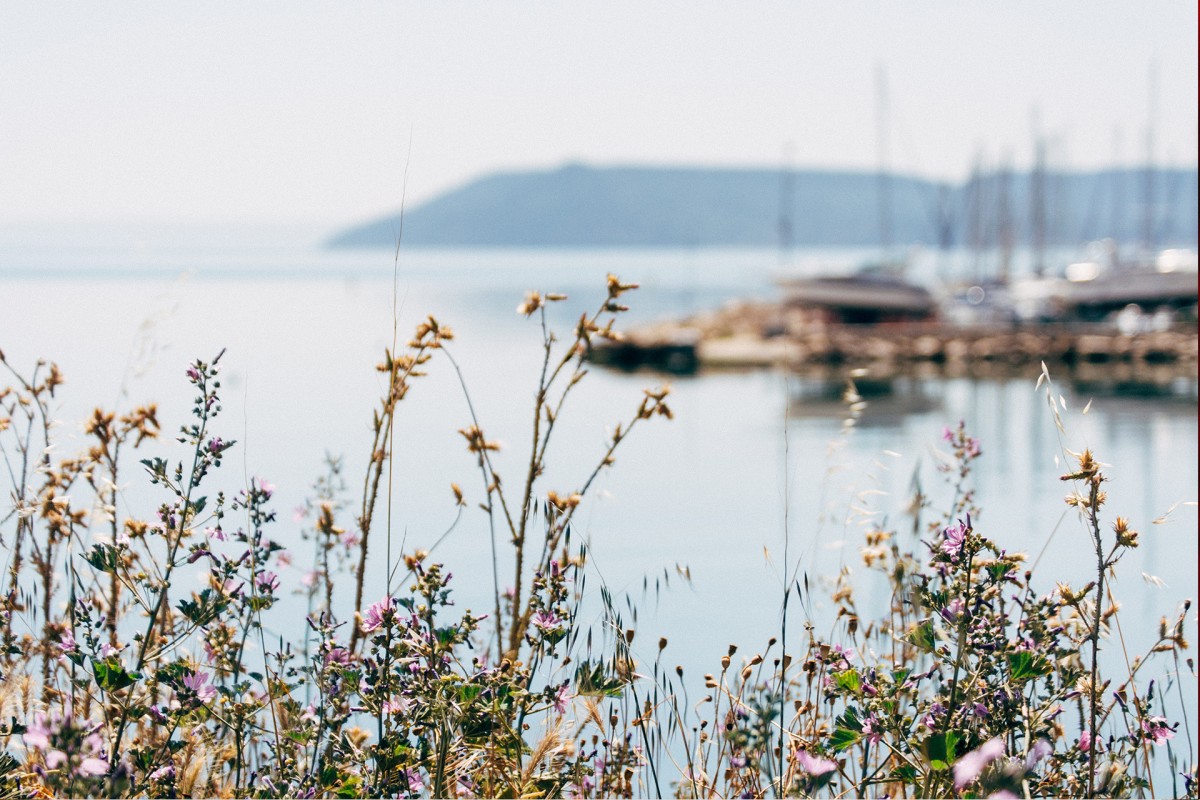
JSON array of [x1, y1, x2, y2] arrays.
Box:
[[1, 2, 1196, 229]]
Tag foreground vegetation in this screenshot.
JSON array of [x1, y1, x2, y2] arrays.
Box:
[[0, 277, 1194, 798]]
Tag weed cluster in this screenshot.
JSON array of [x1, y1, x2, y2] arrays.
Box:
[[0, 278, 1193, 798]]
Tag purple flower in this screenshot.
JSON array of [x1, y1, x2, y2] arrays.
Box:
[[78, 756, 109, 777], [402, 768, 424, 793], [324, 646, 351, 667], [1142, 716, 1175, 745], [1026, 738, 1052, 769], [941, 521, 968, 557], [921, 702, 947, 730], [182, 669, 217, 704], [861, 713, 883, 745], [965, 437, 981, 457], [531, 610, 563, 633], [186, 366, 201, 381], [361, 596, 395, 633], [256, 570, 279, 593], [952, 737, 1005, 789], [207, 437, 224, 454], [553, 682, 571, 715], [149, 763, 175, 782], [255, 477, 275, 499], [382, 697, 413, 716], [58, 630, 79, 655], [940, 597, 966, 623], [794, 749, 836, 776]]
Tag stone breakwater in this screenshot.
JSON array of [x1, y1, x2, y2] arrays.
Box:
[[590, 299, 1199, 376]]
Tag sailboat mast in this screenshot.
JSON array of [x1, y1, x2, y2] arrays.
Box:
[[876, 63, 893, 256], [1141, 62, 1157, 254], [1030, 109, 1047, 278]]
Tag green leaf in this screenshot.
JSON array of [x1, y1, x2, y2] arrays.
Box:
[[335, 776, 362, 799], [82, 543, 121, 574], [1008, 651, 1051, 683], [829, 727, 862, 751], [92, 658, 139, 692], [834, 668, 861, 693], [906, 620, 937, 653], [924, 731, 959, 770]]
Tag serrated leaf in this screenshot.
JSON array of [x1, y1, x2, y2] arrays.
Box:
[[834, 669, 861, 693], [1008, 651, 1051, 682], [906, 620, 937, 653], [829, 727, 862, 751]]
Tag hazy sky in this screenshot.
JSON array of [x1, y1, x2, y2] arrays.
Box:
[[2, 2, 1196, 228]]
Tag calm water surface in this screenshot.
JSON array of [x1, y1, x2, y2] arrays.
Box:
[[2, 235, 1196, 735]]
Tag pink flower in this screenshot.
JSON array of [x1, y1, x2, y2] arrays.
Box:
[[361, 596, 395, 633], [58, 630, 79, 655], [553, 683, 571, 715], [1142, 716, 1175, 745], [861, 713, 883, 745], [256, 571, 280, 593], [402, 768, 424, 793], [952, 737, 1005, 789], [794, 749, 836, 776], [186, 366, 201, 381], [531, 610, 563, 633], [182, 670, 217, 704], [204, 526, 227, 541], [77, 757, 109, 777], [276, 550, 293, 567], [255, 477, 275, 498], [941, 521, 968, 556], [382, 697, 413, 716]]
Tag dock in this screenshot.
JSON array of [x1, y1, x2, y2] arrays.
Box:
[[588, 299, 1199, 377]]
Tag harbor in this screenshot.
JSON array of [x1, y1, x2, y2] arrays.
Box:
[[589, 244, 1199, 386]]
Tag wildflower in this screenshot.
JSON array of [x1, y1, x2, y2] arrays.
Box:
[[952, 737, 1005, 789], [300, 570, 318, 588], [1079, 729, 1102, 752], [99, 642, 121, 658], [382, 697, 413, 716], [256, 570, 280, 593], [921, 702, 946, 730], [861, 713, 883, 745], [965, 436, 981, 457], [361, 596, 395, 633], [186, 366, 201, 381], [149, 764, 175, 782], [402, 768, 424, 793], [1141, 716, 1175, 745], [204, 525, 227, 541], [58, 630, 79, 655], [181, 670, 217, 704], [77, 756, 109, 777], [941, 519, 968, 557], [794, 749, 836, 776], [531, 609, 563, 633], [255, 477, 275, 498], [1026, 738, 1052, 769], [940, 597, 966, 623], [553, 682, 571, 714], [207, 436, 224, 454]]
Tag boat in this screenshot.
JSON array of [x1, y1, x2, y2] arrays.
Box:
[[776, 261, 937, 325]]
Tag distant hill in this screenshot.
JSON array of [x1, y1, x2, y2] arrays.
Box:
[[327, 163, 1199, 249]]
